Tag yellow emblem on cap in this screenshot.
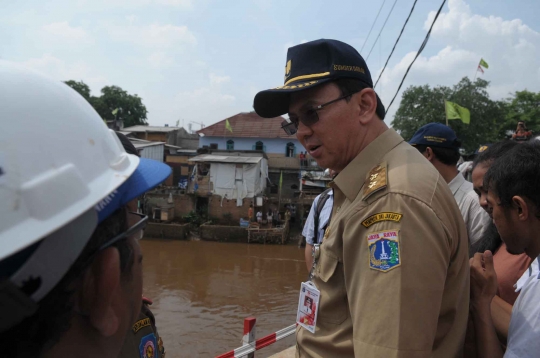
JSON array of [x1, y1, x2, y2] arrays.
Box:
[[478, 145, 488, 153], [284, 60, 292, 80], [363, 162, 387, 200]]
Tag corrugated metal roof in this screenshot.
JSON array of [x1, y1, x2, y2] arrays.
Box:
[[123, 125, 181, 133], [197, 112, 292, 139], [189, 154, 263, 164], [132, 142, 164, 149]]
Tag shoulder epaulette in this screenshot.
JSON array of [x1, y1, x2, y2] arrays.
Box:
[[362, 162, 388, 201]]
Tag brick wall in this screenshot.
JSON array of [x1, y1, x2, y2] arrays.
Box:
[[144, 223, 189, 240], [208, 195, 255, 222], [145, 193, 196, 218], [200, 224, 249, 242]]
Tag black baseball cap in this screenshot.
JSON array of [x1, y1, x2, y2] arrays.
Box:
[[409, 123, 461, 150], [253, 39, 385, 119]]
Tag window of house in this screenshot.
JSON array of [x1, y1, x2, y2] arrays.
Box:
[[254, 141, 264, 151], [286, 142, 296, 157], [227, 140, 234, 150], [210, 143, 218, 149]]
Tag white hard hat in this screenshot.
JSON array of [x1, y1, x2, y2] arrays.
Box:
[[0, 61, 139, 261], [0, 61, 172, 331]]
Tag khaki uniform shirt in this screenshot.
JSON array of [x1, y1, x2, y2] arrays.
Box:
[[296, 129, 469, 358], [120, 300, 165, 358]]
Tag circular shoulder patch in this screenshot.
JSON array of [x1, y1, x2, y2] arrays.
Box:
[[139, 333, 157, 358]]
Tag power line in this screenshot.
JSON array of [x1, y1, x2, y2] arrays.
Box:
[[385, 0, 448, 113], [374, 0, 419, 88], [359, 0, 388, 54], [366, 0, 399, 61]]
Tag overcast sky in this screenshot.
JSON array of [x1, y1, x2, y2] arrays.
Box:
[[2, 0, 539, 129]]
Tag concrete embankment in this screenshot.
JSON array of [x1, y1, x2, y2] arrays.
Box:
[[144, 222, 190, 240]]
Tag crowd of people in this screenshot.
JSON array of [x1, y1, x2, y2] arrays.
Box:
[[2, 37, 540, 358]]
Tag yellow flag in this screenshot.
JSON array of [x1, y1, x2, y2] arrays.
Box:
[[479, 58, 489, 69], [445, 100, 470, 125], [225, 119, 233, 133]]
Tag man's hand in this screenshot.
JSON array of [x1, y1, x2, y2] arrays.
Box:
[[470, 250, 498, 306], [469, 250, 504, 358]]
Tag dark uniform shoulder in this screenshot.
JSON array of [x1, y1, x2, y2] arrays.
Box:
[[119, 300, 166, 358]]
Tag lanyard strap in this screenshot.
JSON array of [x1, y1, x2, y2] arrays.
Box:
[[308, 244, 320, 281]]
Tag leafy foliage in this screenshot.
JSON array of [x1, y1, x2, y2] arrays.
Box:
[[392, 77, 506, 153], [502, 90, 540, 137], [64, 81, 148, 127], [182, 210, 204, 227], [64, 80, 91, 101]]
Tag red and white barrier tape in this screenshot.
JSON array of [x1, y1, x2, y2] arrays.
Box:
[[215, 323, 297, 358]]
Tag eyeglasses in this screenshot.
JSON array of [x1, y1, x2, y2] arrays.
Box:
[[281, 92, 358, 135], [98, 211, 148, 251]]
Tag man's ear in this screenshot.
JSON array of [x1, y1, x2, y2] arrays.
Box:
[[356, 88, 378, 124], [424, 147, 435, 162], [79, 247, 122, 337], [513, 196, 530, 221]]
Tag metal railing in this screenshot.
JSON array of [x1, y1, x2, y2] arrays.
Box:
[[215, 317, 296, 358]]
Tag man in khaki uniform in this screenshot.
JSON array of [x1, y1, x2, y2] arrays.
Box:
[[253, 39, 469, 357]]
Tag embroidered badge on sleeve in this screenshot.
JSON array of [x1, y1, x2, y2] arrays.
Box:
[[139, 333, 157, 358], [361, 212, 403, 228], [133, 318, 151, 333], [367, 230, 401, 272]]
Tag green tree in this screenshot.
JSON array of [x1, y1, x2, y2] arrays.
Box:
[[64, 81, 148, 127], [503, 90, 540, 137], [97, 86, 148, 127], [392, 77, 506, 153], [64, 80, 91, 101]]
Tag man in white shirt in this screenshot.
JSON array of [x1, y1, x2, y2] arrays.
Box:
[[302, 188, 333, 272], [470, 140, 540, 357], [410, 123, 490, 245]]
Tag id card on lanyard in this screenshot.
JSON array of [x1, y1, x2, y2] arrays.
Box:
[[296, 281, 320, 333]]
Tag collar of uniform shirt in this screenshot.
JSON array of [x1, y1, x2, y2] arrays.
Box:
[[447, 172, 466, 196], [333, 128, 404, 202]]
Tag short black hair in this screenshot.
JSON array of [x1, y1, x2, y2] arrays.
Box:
[[415, 144, 461, 166], [469, 221, 502, 258], [3, 209, 133, 357], [484, 141, 540, 211], [334, 78, 386, 120], [472, 140, 518, 170]]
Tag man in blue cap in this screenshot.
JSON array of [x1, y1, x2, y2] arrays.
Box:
[[0, 61, 170, 357], [253, 39, 469, 357], [410, 123, 490, 246]]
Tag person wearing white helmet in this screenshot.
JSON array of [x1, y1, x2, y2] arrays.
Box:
[[0, 61, 171, 357]]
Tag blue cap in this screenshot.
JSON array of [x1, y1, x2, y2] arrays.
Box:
[[95, 157, 171, 223], [253, 39, 385, 119], [409, 123, 460, 150]]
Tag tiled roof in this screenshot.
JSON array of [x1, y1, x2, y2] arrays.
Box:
[[198, 112, 293, 139]]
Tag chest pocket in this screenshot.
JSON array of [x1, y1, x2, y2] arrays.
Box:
[[315, 250, 349, 325]]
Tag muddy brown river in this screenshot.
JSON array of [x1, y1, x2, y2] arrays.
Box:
[[140, 239, 306, 357]]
